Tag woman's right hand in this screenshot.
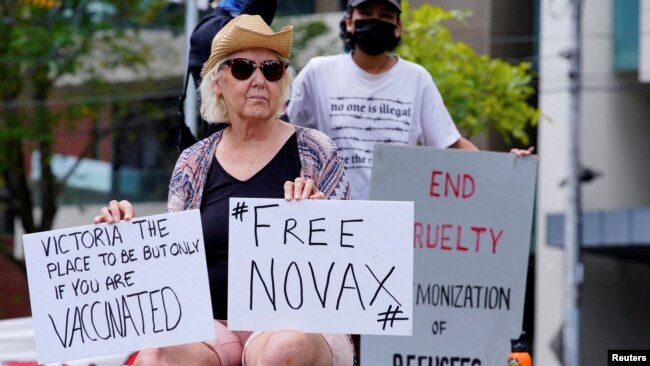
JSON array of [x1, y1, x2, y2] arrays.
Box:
[[284, 177, 325, 201], [93, 200, 135, 224]]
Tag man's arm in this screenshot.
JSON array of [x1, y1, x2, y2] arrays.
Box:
[[449, 137, 479, 151], [450, 137, 535, 156]]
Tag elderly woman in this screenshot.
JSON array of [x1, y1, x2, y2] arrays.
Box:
[[95, 15, 353, 366]]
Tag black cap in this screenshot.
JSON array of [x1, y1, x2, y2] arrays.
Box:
[[348, 0, 401, 13]]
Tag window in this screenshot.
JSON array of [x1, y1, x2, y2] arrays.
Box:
[[613, 0, 639, 72]]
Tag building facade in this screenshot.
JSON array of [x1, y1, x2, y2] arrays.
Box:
[[537, 0, 650, 365]]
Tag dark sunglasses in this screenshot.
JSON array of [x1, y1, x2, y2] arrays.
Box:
[[220, 58, 289, 82]]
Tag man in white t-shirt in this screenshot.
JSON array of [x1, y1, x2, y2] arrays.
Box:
[[287, 0, 484, 200]]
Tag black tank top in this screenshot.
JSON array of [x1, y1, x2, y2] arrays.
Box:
[[199, 132, 300, 319]]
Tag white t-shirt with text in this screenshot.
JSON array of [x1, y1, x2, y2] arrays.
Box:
[[288, 53, 460, 200]]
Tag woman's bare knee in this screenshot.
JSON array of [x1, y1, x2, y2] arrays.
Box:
[[133, 348, 164, 366], [134, 343, 220, 366], [252, 331, 331, 366]]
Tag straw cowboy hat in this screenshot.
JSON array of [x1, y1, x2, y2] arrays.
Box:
[[201, 14, 293, 77]]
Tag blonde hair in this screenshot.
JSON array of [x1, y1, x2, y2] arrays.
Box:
[[199, 56, 295, 123]]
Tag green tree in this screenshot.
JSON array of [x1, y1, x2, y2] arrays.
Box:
[[0, 0, 170, 238], [288, 18, 330, 67], [397, 3, 539, 145]]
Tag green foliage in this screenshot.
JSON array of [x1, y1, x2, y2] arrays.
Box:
[[0, 0, 170, 234], [397, 2, 539, 145], [291, 19, 330, 54], [274, 18, 330, 68], [0, 0, 167, 146]]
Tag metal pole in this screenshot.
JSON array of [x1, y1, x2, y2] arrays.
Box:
[[184, 0, 199, 137], [564, 0, 582, 365]]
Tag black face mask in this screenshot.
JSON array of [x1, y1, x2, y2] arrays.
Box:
[[351, 18, 400, 56]]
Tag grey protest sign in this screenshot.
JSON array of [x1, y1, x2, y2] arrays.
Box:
[[361, 145, 537, 366]]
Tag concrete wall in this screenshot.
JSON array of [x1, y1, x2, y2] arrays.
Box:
[[413, 0, 492, 54], [640, 0, 650, 82], [315, 0, 342, 13], [536, 0, 650, 365], [490, 0, 535, 60], [581, 253, 650, 360]]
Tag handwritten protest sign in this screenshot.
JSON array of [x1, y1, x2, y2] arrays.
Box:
[[227, 198, 414, 335], [23, 210, 214, 364], [362, 145, 537, 366]]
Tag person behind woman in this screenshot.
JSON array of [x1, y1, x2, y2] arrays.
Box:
[[94, 14, 353, 366], [179, 0, 280, 151], [288, 0, 533, 200]]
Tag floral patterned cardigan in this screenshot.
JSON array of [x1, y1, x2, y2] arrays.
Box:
[[167, 126, 352, 212]]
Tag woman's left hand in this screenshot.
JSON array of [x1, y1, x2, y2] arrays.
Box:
[[284, 177, 325, 200], [510, 146, 535, 156]]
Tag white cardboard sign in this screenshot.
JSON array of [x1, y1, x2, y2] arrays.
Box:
[[227, 198, 414, 336], [362, 145, 538, 366], [23, 210, 214, 364]]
